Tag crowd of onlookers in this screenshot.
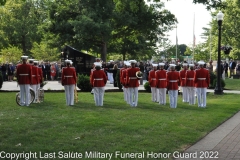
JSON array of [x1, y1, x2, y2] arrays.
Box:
[[1, 59, 240, 82], [0, 61, 62, 82]]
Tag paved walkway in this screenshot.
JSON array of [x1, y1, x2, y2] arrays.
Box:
[[1, 81, 240, 160]]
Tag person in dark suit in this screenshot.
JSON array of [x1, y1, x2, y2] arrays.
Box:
[[40, 62, 47, 81], [45, 61, 51, 80], [224, 61, 228, 77], [229, 59, 236, 78]]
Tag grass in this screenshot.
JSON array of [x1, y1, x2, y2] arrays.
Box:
[[0, 92, 239, 160], [224, 78, 240, 90]]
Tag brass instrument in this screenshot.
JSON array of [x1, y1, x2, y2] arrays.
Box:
[[74, 86, 78, 103], [136, 71, 143, 78]]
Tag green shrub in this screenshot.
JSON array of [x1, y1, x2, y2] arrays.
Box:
[[0, 71, 3, 89], [77, 74, 92, 92], [209, 71, 217, 88], [116, 69, 122, 90], [144, 81, 151, 92], [213, 79, 226, 89]]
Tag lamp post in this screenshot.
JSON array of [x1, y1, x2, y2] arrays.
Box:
[[214, 11, 224, 95]]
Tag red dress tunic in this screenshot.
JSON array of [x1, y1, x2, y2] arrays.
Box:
[[61, 67, 77, 85], [185, 70, 195, 87], [148, 70, 157, 87], [16, 64, 32, 85], [167, 71, 180, 90], [90, 70, 107, 87], [155, 69, 167, 88], [194, 68, 210, 88], [126, 67, 140, 87]]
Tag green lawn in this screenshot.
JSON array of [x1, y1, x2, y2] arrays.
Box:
[[0, 92, 239, 160], [224, 78, 240, 90]]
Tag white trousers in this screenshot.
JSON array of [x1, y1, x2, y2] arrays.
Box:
[[37, 84, 40, 101], [123, 87, 127, 102], [31, 84, 38, 102], [128, 87, 138, 107], [196, 88, 207, 107], [125, 88, 130, 104], [158, 88, 166, 105], [93, 87, 105, 106], [182, 87, 189, 102], [168, 90, 178, 108], [187, 87, 196, 105], [19, 84, 30, 106], [64, 85, 75, 106], [107, 73, 113, 83], [151, 87, 157, 102]]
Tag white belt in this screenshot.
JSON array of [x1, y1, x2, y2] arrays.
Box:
[[182, 78, 185, 79], [169, 80, 178, 82], [32, 75, 36, 77], [187, 78, 194, 80], [151, 78, 156, 80], [65, 76, 73, 77], [94, 78, 103, 80], [19, 74, 29, 76], [159, 78, 166, 80], [129, 77, 137, 79], [198, 78, 206, 80]]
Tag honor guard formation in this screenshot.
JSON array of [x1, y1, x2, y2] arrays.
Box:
[[14, 55, 211, 108]]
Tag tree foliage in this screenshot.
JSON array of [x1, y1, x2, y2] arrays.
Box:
[[204, 0, 240, 61]]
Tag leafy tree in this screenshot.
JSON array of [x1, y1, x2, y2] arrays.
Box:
[[0, 46, 22, 63], [0, 0, 47, 55], [185, 43, 210, 62], [30, 42, 59, 61], [204, 0, 240, 60], [47, 0, 176, 61]]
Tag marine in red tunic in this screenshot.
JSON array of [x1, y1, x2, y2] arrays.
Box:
[[167, 64, 180, 108], [17, 62, 32, 85], [185, 64, 196, 105], [155, 63, 167, 105], [61, 60, 77, 106], [179, 63, 188, 102], [16, 56, 32, 106], [90, 62, 107, 106], [194, 61, 210, 108], [155, 66, 167, 89], [148, 64, 158, 102], [126, 60, 140, 107]]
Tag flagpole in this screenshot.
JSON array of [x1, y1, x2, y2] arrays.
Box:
[[176, 25, 178, 61], [193, 13, 195, 62]]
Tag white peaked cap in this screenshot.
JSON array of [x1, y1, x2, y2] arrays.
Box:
[[109, 60, 114, 62], [189, 64, 194, 67], [159, 63, 165, 66], [65, 59, 71, 63], [21, 56, 28, 59], [126, 62, 131, 66], [94, 62, 102, 67], [169, 64, 176, 67], [129, 60, 137, 64], [28, 59, 35, 62], [152, 64, 158, 67], [33, 61, 38, 64], [198, 61, 205, 65], [182, 63, 188, 66]]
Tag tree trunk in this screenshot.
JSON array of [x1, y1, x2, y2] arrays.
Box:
[[101, 42, 107, 62], [21, 35, 27, 55], [123, 53, 126, 60]]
